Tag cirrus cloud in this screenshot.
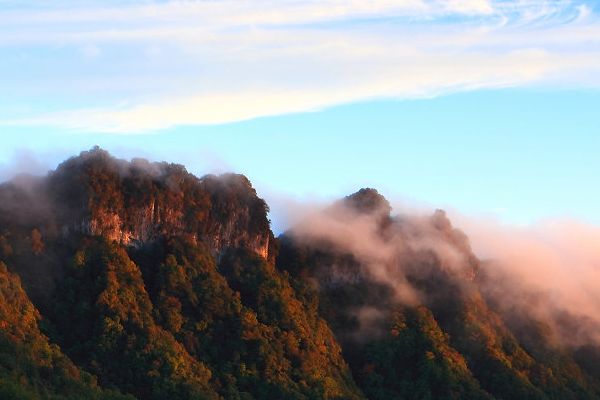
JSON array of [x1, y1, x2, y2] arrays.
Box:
[[1, 0, 599, 133]]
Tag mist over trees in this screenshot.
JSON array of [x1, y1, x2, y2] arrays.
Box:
[[0, 148, 599, 399]]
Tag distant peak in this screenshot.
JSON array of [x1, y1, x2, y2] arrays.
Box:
[[80, 145, 112, 161], [430, 209, 453, 233], [54, 146, 123, 173], [344, 188, 391, 216], [205, 173, 253, 188]]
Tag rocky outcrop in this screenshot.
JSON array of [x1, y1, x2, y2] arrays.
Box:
[[32, 147, 271, 259]]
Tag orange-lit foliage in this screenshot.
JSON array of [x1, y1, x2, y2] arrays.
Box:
[[130, 237, 363, 399], [52, 240, 218, 400], [0, 261, 133, 400]]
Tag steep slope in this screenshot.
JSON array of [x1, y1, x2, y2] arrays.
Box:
[[277, 189, 600, 400], [0, 148, 362, 400], [50, 238, 219, 400], [0, 261, 133, 400], [131, 238, 362, 399]]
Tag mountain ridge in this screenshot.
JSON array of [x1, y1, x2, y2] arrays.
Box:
[[0, 148, 598, 399]]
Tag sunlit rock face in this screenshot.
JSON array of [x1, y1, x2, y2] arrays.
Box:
[[28, 147, 272, 259]]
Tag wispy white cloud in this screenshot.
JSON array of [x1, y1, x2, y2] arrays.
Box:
[[1, 0, 599, 132], [0, 0, 493, 31], [454, 214, 600, 345]]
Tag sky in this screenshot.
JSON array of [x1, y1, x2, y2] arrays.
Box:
[[1, 0, 599, 231]]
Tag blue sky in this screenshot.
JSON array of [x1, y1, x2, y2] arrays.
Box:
[[1, 0, 599, 230]]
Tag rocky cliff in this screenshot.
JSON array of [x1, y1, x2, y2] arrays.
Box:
[[2, 147, 271, 260]]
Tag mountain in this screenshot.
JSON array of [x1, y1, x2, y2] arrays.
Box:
[[0, 147, 598, 399]]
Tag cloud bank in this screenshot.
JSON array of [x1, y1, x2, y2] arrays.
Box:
[[455, 215, 600, 346], [280, 192, 600, 347], [1, 0, 600, 132], [286, 192, 477, 313], [0, 149, 54, 183]]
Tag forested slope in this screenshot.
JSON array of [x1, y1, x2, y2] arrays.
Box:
[[0, 148, 598, 399]]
